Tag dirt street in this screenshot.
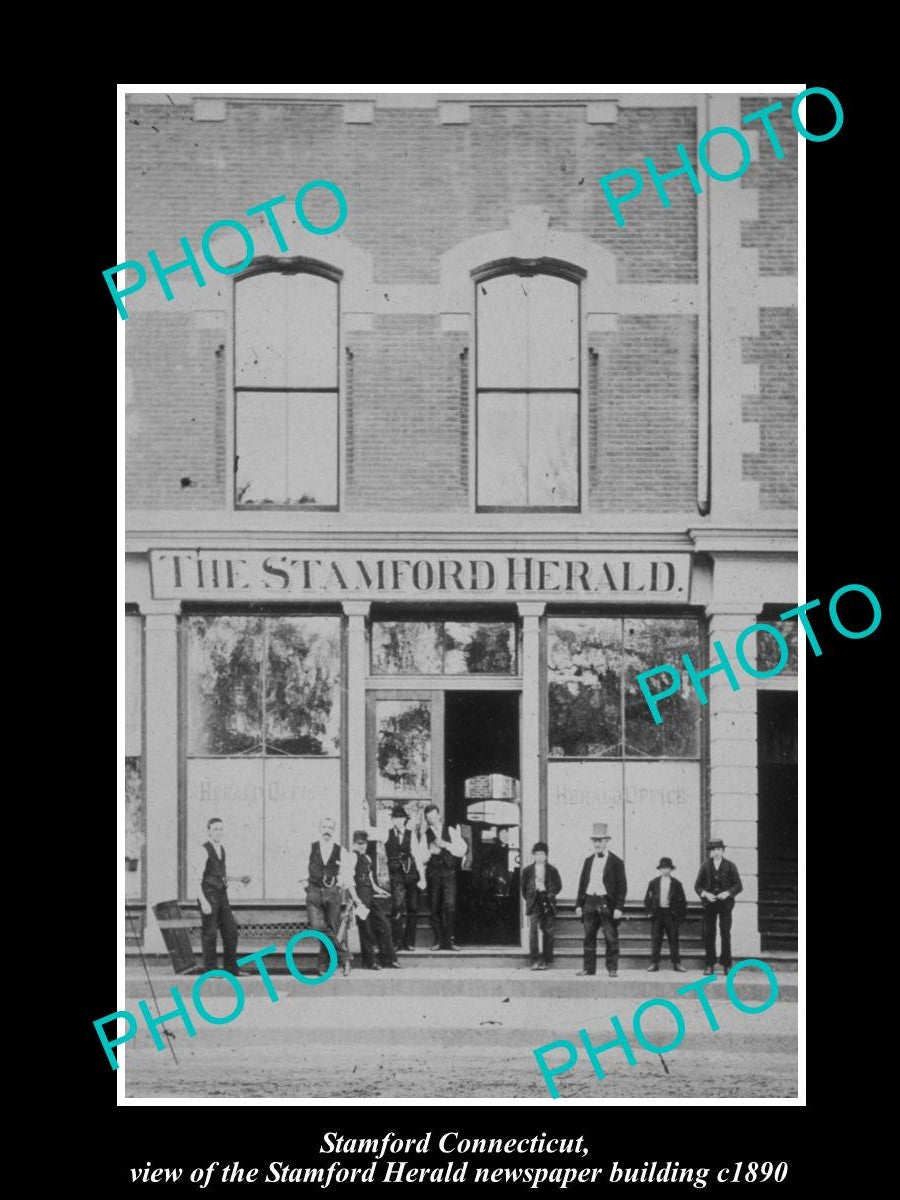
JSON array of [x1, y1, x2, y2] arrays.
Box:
[[121, 981, 797, 1100]]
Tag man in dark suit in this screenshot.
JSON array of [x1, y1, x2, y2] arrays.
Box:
[[575, 822, 627, 978], [521, 841, 563, 970], [385, 804, 421, 951], [694, 838, 743, 972], [643, 856, 688, 972]]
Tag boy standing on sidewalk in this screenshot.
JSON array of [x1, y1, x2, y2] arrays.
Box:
[[521, 842, 562, 970], [643, 856, 688, 973]]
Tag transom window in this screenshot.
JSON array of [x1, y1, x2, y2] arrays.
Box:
[[234, 266, 339, 509], [371, 620, 517, 675], [476, 267, 581, 510]]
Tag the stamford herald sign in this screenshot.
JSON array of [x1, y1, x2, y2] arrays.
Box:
[[150, 551, 690, 603]]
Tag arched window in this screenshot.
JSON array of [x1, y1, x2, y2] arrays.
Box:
[[476, 266, 581, 510], [234, 264, 339, 508]]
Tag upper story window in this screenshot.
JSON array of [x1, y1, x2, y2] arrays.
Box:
[[476, 266, 581, 510], [235, 265, 339, 509]]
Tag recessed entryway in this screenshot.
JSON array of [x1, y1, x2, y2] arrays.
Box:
[[444, 691, 521, 945]]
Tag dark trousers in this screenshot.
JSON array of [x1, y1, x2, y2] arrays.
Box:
[[306, 885, 346, 971], [390, 871, 420, 948], [582, 895, 619, 973], [529, 908, 555, 963], [357, 897, 396, 966], [702, 901, 734, 968], [650, 910, 681, 965], [200, 886, 238, 973], [427, 866, 457, 947]]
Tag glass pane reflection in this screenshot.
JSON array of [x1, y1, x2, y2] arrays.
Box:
[[376, 699, 432, 797]]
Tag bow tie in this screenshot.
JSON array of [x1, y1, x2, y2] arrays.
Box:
[[595, 853, 605, 859]]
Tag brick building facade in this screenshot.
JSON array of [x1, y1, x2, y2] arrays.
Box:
[[123, 92, 798, 963]]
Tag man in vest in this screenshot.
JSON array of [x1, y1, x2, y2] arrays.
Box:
[[423, 803, 466, 951], [385, 804, 421, 951], [306, 816, 350, 976], [694, 838, 743, 973], [575, 822, 627, 978], [349, 830, 401, 969], [194, 817, 249, 975]]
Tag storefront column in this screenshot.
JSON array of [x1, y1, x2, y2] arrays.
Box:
[[141, 602, 181, 953], [518, 602, 545, 948], [707, 609, 760, 956], [343, 601, 371, 836]]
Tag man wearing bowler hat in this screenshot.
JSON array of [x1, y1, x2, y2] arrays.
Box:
[[575, 822, 627, 978], [694, 838, 743, 973], [643, 857, 688, 972], [385, 804, 421, 951]]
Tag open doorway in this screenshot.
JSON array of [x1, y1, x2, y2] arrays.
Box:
[[445, 691, 521, 945], [758, 691, 798, 951]]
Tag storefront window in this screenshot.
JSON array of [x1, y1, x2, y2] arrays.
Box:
[[371, 620, 516, 675], [265, 617, 342, 755], [547, 617, 621, 757], [547, 615, 703, 899], [125, 614, 144, 900], [623, 618, 701, 758], [186, 614, 342, 899], [187, 616, 264, 755], [548, 616, 701, 759]]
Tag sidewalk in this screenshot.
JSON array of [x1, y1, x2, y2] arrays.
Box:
[[125, 962, 797, 1001]]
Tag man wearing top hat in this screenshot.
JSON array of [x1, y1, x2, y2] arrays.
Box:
[[643, 856, 688, 972], [575, 822, 627, 978], [385, 804, 421, 951], [694, 838, 743, 973]]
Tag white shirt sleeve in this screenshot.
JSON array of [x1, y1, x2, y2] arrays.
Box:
[[194, 846, 209, 897], [412, 830, 429, 885], [447, 825, 466, 859], [337, 847, 354, 890]]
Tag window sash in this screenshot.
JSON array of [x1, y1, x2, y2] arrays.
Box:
[[234, 268, 340, 510], [235, 390, 338, 508], [234, 271, 338, 389], [476, 390, 579, 509]]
